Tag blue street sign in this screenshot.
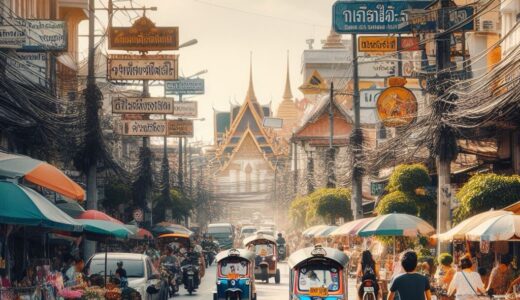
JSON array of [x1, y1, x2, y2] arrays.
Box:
[[333, 1, 474, 34], [165, 78, 205, 95]]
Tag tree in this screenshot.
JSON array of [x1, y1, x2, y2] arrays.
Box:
[[311, 188, 353, 225], [289, 196, 311, 229], [454, 173, 520, 222], [103, 178, 131, 211], [376, 164, 436, 224], [153, 189, 193, 223], [132, 146, 154, 212]]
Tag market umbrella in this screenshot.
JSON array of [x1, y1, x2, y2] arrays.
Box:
[[55, 198, 85, 218], [357, 213, 435, 237], [435, 210, 511, 242], [77, 210, 124, 224], [302, 225, 329, 237], [130, 228, 153, 240], [313, 226, 338, 238], [466, 214, 520, 242], [151, 222, 193, 236], [0, 181, 83, 232], [0, 152, 85, 201], [329, 217, 375, 237]]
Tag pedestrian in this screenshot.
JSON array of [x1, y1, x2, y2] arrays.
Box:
[[387, 251, 432, 300], [435, 253, 455, 290], [487, 254, 514, 296], [357, 250, 380, 300], [447, 255, 486, 299], [115, 261, 128, 288]]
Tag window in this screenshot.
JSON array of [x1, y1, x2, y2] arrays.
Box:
[[220, 259, 249, 276], [298, 265, 340, 292], [88, 259, 145, 278], [253, 244, 274, 256]]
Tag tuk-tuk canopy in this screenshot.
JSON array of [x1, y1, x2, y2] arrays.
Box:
[[216, 248, 256, 263], [288, 245, 349, 269], [243, 233, 277, 246]]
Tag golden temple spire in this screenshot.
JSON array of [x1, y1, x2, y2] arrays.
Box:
[[283, 50, 293, 101], [246, 52, 258, 103]]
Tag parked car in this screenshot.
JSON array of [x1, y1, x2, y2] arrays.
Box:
[[85, 252, 163, 299], [208, 223, 235, 250]]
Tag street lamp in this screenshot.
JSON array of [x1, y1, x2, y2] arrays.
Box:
[[179, 39, 198, 49]]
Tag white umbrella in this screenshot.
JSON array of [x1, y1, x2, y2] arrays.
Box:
[[466, 214, 520, 242], [435, 210, 511, 242], [302, 225, 328, 237], [329, 217, 375, 237]]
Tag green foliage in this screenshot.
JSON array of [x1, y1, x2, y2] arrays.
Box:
[[376, 191, 418, 215], [132, 146, 154, 209], [438, 253, 453, 266], [153, 189, 193, 223], [454, 173, 520, 222], [289, 188, 352, 228], [103, 178, 131, 209], [387, 163, 431, 193]]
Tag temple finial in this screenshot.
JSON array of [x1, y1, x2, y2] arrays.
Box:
[[246, 52, 257, 103], [283, 50, 293, 101]]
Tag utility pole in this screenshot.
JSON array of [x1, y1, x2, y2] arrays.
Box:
[[178, 95, 184, 190], [351, 34, 363, 219], [307, 150, 314, 193], [327, 82, 336, 188], [436, 0, 454, 253]]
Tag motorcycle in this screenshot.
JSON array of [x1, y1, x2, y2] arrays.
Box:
[[277, 243, 286, 261], [203, 249, 216, 267], [160, 262, 180, 298], [181, 255, 200, 295], [358, 279, 378, 300]]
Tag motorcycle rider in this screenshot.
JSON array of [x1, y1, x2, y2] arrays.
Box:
[[201, 234, 217, 266], [276, 233, 287, 261], [276, 233, 286, 246]]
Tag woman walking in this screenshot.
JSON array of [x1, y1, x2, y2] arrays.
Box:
[[448, 256, 486, 299]]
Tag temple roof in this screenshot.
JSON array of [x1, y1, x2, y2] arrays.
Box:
[[276, 53, 299, 123], [322, 29, 345, 49]]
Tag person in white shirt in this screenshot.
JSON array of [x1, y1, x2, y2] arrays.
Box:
[[448, 256, 485, 300]]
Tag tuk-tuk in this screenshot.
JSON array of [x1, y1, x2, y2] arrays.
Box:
[[213, 248, 257, 300], [243, 233, 281, 284], [157, 233, 192, 251], [288, 245, 350, 299]]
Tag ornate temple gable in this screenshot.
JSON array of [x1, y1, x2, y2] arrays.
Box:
[[219, 128, 275, 173], [299, 69, 328, 95]]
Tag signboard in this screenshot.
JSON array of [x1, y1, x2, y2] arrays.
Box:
[[121, 120, 167, 136], [174, 101, 198, 118], [376, 78, 418, 127], [107, 54, 178, 81], [401, 51, 422, 77], [122, 114, 149, 121], [359, 36, 397, 52], [333, 1, 473, 34], [112, 97, 174, 114], [165, 78, 205, 95], [0, 19, 67, 51], [109, 16, 179, 51], [6, 52, 48, 86], [399, 36, 421, 51], [360, 89, 383, 108], [359, 54, 397, 78], [167, 120, 194, 137], [263, 117, 283, 129]]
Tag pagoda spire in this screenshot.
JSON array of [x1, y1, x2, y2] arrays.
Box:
[[283, 50, 293, 101], [246, 52, 258, 103]]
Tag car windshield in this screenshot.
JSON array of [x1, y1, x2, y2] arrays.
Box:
[[208, 226, 232, 235], [220, 258, 249, 276], [254, 244, 274, 256], [298, 265, 340, 292], [242, 228, 256, 234], [88, 259, 145, 278]]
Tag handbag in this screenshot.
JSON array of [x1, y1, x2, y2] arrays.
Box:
[[460, 271, 490, 299]]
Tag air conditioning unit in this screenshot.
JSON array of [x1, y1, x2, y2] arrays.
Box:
[[476, 17, 499, 32]]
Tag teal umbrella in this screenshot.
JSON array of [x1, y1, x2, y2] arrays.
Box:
[[76, 219, 132, 239], [357, 213, 435, 237], [0, 181, 83, 232]]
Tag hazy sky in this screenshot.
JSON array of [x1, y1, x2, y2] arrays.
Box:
[[80, 0, 337, 142]]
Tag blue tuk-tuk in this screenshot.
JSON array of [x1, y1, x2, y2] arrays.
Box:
[[288, 245, 350, 300], [213, 248, 257, 300]]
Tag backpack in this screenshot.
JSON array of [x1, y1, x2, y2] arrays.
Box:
[[362, 264, 377, 281]]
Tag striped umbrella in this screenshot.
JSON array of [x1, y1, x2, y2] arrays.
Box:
[[0, 152, 84, 201], [329, 217, 375, 237], [358, 213, 435, 237]]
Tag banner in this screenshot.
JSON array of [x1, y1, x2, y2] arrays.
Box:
[[107, 54, 178, 81], [112, 97, 174, 114]]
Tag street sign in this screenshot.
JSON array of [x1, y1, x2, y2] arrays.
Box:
[[107, 54, 178, 81], [109, 16, 179, 51], [112, 97, 174, 114], [399, 36, 421, 51], [263, 117, 283, 129], [359, 54, 397, 78], [165, 78, 205, 95], [333, 1, 473, 33], [358, 36, 397, 52], [0, 19, 67, 51], [167, 120, 194, 137], [360, 89, 383, 108], [6, 52, 48, 86], [120, 120, 167, 136], [122, 114, 149, 121], [174, 101, 198, 118]]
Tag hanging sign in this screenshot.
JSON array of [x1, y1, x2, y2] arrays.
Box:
[[174, 101, 198, 118], [120, 120, 167, 136], [6, 52, 48, 86], [399, 36, 421, 51], [107, 54, 178, 81], [359, 54, 397, 78], [112, 97, 174, 114], [376, 77, 418, 127], [167, 120, 194, 137], [165, 78, 205, 95], [109, 16, 179, 51], [405, 7, 474, 32], [360, 89, 383, 108], [0, 19, 67, 51], [358, 36, 397, 52]]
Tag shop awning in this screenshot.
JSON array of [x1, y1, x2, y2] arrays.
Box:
[[0, 181, 83, 232], [77, 219, 132, 239]]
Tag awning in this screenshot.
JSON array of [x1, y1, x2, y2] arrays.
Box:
[[77, 219, 132, 239]]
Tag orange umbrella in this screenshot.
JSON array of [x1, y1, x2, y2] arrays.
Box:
[[0, 152, 84, 201]]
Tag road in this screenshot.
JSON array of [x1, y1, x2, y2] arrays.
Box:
[[174, 262, 359, 300]]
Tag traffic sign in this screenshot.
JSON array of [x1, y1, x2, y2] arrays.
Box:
[[358, 36, 397, 52], [165, 78, 205, 95]]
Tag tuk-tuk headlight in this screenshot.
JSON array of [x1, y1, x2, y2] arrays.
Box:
[[245, 279, 250, 285], [216, 280, 221, 285], [272, 256, 277, 261]]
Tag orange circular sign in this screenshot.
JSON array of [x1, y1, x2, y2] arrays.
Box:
[[376, 86, 417, 127]]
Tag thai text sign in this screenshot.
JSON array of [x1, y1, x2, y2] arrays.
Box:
[[6, 52, 48, 86], [167, 120, 194, 137], [109, 16, 179, 51], [405, 7, 474, 31], [359, 36, 397, 52], [360, 89, 383, 108], [359, 54, 397, 78], [174, 101, 198, 118], [112, 97, 174, 114], [333, 1, 431, 33], [165, 78, 205, 95], [121, 120, 167, 136], [107, 54, 178, 81], [0, 19, 67, 51], [399, 36, 421, 51]]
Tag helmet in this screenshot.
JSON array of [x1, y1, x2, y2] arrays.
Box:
[[277, 233, 282, 237], [117, 261, 123, 267]]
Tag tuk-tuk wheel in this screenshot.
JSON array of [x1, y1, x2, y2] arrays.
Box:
[[275, 269, 281, 284]]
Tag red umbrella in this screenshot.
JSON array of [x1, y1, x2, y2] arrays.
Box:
[[77, 210, 124, 224], [137, 228, 153, 239]]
